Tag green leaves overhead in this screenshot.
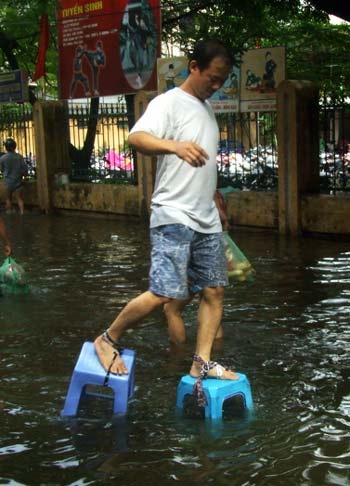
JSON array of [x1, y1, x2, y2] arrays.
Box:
[[0, 0, 349, 98], [0, 0, 58, 96]]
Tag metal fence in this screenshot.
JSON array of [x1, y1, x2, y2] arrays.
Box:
[[217, 103, 350, 194], [0, 104, 36, 178], [1, 98, 350, 194], [319, 96, 350, 194], [216, 111, 278, 191], [68, 100, 136, 184]]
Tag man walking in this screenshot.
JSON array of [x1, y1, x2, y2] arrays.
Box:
[[0, 138, 27, 215], [94, 39, 238, 384]]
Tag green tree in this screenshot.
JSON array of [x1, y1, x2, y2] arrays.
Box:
[[0, 0, 97, 170], [0, 1, 58, 98], [161, 0, 350, 95], [1, 0, 349, 169], [161, 1, 326, 61]]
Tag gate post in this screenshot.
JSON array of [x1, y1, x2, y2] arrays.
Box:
[[133, 91, 157, 219], [277, 80, 319, 235], [33, 101, 70, 213]]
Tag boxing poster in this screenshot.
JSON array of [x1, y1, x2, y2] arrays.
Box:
[[57, 0, 161, 99]]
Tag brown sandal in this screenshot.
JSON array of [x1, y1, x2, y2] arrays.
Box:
[[191, 354, 231, 407], [192, 353, 229, 379], [102, 330, 121, 357], [102, 330, 123, 384]]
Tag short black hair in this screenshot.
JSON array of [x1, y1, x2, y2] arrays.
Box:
[[189, 39, 233, 71], [4, 138, 16, 151]]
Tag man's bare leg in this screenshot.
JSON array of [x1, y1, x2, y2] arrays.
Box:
[[94, 290, 169, 374], [14, 190, 24, 215], [164, 295, 224, 345], [5, 190, 12, 212], [189, 286, 238, 380], [164, 298, 191, 344]]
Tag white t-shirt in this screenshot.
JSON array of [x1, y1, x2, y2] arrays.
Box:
[[130, 87, 221, 233]]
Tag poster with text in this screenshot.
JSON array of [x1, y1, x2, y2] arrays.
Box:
[[157, 58, 240, 113], [0, 70, 28, 103], [57, 0, 161, 99], [157, 57, 188, 94], [240, 47, 285, 112], [209, 66, 240, 113]]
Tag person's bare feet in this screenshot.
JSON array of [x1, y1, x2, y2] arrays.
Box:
[[189, 358, 239, 380], [94, 333, 129, 375]]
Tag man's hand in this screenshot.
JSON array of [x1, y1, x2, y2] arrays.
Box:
[[128, 131, 209, 167], [173, 141, 209, 167]]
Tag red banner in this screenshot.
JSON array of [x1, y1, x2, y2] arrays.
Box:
[[57, 0, 161, 99], [33, 14, 50, 81]]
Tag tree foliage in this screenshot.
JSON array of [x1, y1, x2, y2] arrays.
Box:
[[0, 0, 58, 98], [1, 0, 349, 96], [0, 0, 349, 167], [161, 0, 350, 95]]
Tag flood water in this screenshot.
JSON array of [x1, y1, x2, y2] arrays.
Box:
[[1, 212, 350, 485]]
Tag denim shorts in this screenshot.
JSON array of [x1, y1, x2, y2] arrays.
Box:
[[149, 224, 228, 299], [4, 179, 23, 194]]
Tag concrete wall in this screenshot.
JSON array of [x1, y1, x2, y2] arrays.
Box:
[[301, 194, 350, 235], [2, 89, 350, 236], [226, 191, 278, 229], [2, 177, 350, 235], [52, 182, 139, 215], [0, 180, 37, 208], [0, 180, 139, 217], [33, 101, 71, 213], [226, 190, 350, 235]]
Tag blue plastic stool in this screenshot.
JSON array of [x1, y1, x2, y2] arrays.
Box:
[[176, 373, 253, 419], [61, 341, 135, 417]]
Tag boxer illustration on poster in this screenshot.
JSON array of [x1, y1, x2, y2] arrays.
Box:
[[120, 0, 158, 90]]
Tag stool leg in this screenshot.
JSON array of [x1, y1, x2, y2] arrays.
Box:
[[113, 382, 130, 414], [61, 375, 84, 417], [176, 384, 189, 409], [205, 393, 224, 420], [128, 366, 135, 398], [242, 386, 254, 410]]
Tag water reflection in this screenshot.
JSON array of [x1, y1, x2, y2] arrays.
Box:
[[1, 213, 350, 484]]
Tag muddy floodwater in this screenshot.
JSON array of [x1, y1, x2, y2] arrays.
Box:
[[1, 212, 350, 485]]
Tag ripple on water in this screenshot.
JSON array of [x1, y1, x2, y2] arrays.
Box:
[[1, 216, 350, 484]]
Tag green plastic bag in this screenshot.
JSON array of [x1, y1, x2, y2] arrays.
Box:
[[223, 231, 255, 282], [0, 256, 29, 293]]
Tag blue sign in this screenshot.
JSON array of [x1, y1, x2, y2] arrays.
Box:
[[0, 70, 29, 103]]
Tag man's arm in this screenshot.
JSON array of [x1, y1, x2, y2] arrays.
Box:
[[0, 217, 11, 256], [214, 190, 229, 230], [128, 131, 209, 167]]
